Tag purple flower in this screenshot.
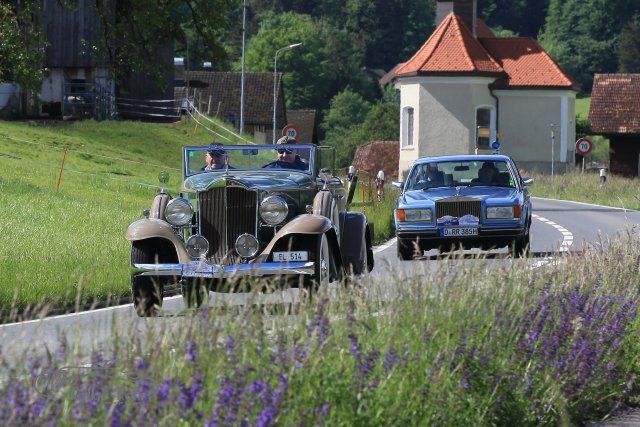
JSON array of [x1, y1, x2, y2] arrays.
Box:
[[185, 340, 199, 364]]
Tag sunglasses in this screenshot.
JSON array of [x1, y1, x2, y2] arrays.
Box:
[[277, 148, 293, 154]]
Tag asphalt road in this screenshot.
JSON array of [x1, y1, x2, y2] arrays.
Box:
[[2, 197, 640, 365]]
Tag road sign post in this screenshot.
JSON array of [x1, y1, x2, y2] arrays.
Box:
[[282, 124, 299, 140], [575, 137, 593, 174]]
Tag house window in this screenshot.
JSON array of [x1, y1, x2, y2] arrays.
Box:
[[402, 107, 414, 147], [475, 106, 496, 149]]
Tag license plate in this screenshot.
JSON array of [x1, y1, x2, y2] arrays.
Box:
[[273, 251, 308, 262], [441, 227, 478, 237]]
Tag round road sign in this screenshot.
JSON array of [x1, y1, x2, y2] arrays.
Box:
[[491, 140, 501, 150], [282, 124, 299, 140], [575, 137, 592, 156]]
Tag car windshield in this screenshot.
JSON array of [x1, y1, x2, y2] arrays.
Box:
[[406, 159, 515, 190], [184, 145, 314, 176]]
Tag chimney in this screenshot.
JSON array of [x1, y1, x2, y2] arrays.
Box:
[[436, 0, 477, 36]]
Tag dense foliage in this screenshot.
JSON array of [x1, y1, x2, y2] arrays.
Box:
[[0, 1, 44, 90], [617, 13, 640, 73], [540, 0, 640, 90]]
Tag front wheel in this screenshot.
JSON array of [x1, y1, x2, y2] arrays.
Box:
[[397, 239, 414, 260], [512, 231, 531, 258], [131, 243, 165, 317]]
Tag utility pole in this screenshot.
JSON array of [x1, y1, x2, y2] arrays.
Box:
[[239, 0, 247, 134]]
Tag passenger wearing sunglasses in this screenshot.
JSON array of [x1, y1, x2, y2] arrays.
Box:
[[263, 136, 309, 171]]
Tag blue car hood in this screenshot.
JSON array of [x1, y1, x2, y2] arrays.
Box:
[[401, 186, 519, 206]]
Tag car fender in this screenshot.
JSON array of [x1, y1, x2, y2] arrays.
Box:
[[256, 214, 341, 263], [340, 212, 374, 273], [125, 218, 190, 263], [150, 193, 171, 219]]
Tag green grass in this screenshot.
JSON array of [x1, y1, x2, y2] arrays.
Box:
[[5, 235, 640, 424], [530, 171, 640, 210], [0, 118, 255, 314], [349, 180, 398, 245], [576, 95, 590, 119]]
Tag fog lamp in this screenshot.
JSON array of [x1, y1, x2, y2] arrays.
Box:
[[235, 233, 259, 259], [186, 234, 209, 258]]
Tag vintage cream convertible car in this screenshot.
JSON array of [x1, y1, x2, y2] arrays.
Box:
[[126, 144, 373, 316]]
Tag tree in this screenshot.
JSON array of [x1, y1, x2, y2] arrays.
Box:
[[358, 103, 399, 143], [91, 0, 234, 87], [540, 0, 640, 90], [478, 0, 549, 38], [0, 1, 44, 90], [321, 88, 371, 166], [243, 12, 329, 109], [618, 14, 640, 73]]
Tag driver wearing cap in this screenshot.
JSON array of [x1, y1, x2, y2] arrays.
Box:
[[202, 143, 228, 171], [263, 136, 309, 171]]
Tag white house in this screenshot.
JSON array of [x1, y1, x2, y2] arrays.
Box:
[[391, 0, 580, 179]]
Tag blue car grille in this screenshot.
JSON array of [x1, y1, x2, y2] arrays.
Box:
[[198, 186, 258, 263], [435, 197, 482, 220]]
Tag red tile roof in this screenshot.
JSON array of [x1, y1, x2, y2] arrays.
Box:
[[480, 38, 580, 90], [476, 19, 495, 38], [352, 141, 400, 180], [589, 74, 640, 135], [392, 13, 578, 91], [395, 13, 504, 78]]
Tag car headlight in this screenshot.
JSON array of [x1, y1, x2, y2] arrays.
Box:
[[186, 234, 209, 258], [486, 206, 515, 219], [259, 195, 288, 225], [396, 208, 432, 222], [165, 197, 193, 226], [235, 233, 259, 259]]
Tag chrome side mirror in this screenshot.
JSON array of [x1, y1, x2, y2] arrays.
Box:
[[392, 181, 404, 189], [522, 177, 533, 186]]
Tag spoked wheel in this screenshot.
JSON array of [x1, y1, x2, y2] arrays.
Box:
[[131, 243, 166, 317], [313, 233, 331, 288]]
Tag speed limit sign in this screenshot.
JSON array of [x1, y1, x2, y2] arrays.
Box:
[[575, 137, 592, 156], [282, 124, 299, 140]]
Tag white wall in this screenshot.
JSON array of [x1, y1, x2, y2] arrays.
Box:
[[495, 90, 576, 170]]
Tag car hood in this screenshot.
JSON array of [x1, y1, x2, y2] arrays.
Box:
[[183, 171, 315, 192], [401, 186, 520, 206]]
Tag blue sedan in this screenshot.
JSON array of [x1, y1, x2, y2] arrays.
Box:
[[394, 155, 532, 260]]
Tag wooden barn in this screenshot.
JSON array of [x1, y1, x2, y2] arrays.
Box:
[[40, 0, 173, 119], [177, 71, 288, 144], [589, 74, 640, 177]]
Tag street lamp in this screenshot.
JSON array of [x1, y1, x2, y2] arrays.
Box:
[[272, 42, 302, 144]]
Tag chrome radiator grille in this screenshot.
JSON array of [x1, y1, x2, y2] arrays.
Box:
[[198, 186, 258, 263], [435, 197, 482, 220]]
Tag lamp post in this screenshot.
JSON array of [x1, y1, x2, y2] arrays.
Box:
[[272, 42, 302, 144], [239, 0, 247, 134], [550, 123, 556, 178]]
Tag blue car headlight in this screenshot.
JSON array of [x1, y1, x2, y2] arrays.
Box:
[[396, 208, 432, 222], [486, 206, 516, 219]]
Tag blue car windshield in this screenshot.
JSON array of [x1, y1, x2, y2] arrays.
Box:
[[406, 160, 515, 190]]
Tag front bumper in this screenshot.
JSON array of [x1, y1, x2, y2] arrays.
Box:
[[131, 261, 315, 279], [397, 227, 525, 250]]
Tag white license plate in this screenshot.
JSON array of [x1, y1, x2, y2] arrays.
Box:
[[273, 251, 308, 262], [441, 227, 478, 237]]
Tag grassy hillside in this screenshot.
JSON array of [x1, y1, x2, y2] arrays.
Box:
[[0, 118, 253, 314], [575, 95, 590, 118]]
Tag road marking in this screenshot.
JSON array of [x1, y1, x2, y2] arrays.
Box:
[[530, 213, 574, 269], [373, 237, 397, 254], [533, 196, 636, 212]]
